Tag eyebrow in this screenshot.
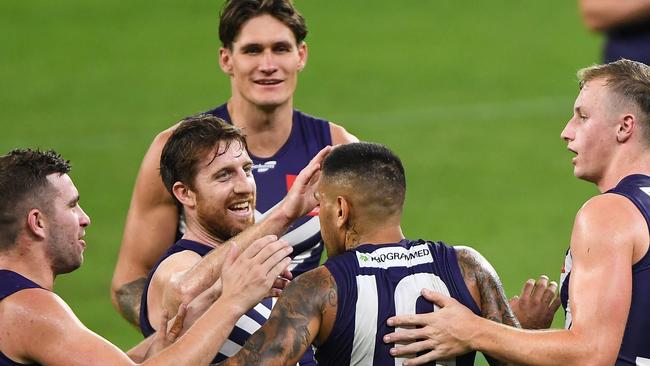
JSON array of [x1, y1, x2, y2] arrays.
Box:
[[67, 195, 80, 206]]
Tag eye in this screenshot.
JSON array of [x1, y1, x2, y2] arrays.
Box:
[[244, 164, 253, 176], [243, 45, 262, 54], [215, 171, 231, 182]]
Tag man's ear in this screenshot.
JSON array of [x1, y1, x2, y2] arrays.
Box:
[[616, 114, 635, 143], [219, 47, 234, 75], [336, 196, 349, 230], [297, 42, 308, 71], [27, 209, 46, 240], [172, 182, 196, 209]]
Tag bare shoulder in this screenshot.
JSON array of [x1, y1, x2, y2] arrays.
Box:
[[329, 122, 359, 145], [0, 289, 79, 363], [572, 193, 644, 262], [454, 246, 519, 327]]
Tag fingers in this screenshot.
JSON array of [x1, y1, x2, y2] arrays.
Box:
[[241, 235, 278, 259], [520, 278, 535, 298], [383, 328, 426, 343], [272, 276, 291, 291], [386, 313, 426, 328], [540, 280, 558, 305], [294, 146, 332, 187], [402, 351, 441, 366], [549, 293, 562, 313], [267, 257, 292, 283], [280, 268, 293, 281], [388, 339, 433, 356], [157, 309, 170, 337], [420, 288, 454, 307], [167, 304, 187, 342], [532, 275, 549, 302], [253, 240, 293, 274]]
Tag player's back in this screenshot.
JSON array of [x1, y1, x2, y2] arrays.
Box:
[[318, 239, 480, 366]]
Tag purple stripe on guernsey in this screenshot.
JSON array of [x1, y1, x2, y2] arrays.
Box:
[[139, 239, 316, 365], [560, 174, 650, 365], [206, 103, 332, 277], [0, 270, 43, 366], [317, 239, 480, 366]]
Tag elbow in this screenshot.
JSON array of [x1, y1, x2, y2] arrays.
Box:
[[583, 14, 610, 32]]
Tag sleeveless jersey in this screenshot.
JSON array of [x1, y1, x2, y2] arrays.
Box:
[[139, 239, 315, 365], [0, 270, 42, 366], [317, 240, 481, 366], [605, 19, 650, 65], [206, 103, 332, 276], [560, 174, 650, 365]]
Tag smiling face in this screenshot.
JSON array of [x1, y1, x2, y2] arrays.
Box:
[[561, 78, 621, 185], [190, 140, 256, 241], [220, 14, 307, 109], [44, 173, 91, 275]]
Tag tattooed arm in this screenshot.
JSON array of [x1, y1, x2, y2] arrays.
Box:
[[115, 277, 147, 326], [455, 246, 519, 329], [383, 246, 520, 366], [217, 266, 338, 366]]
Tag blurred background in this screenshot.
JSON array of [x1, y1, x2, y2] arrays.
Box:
[[1, 0, 602, 364]]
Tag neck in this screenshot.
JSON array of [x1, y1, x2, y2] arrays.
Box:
[[345, 222, 405, 251], [226, 97, 293, 158], [0, 240, 55, 290], [594, 146, 650, 192], [182, 217, 227, 249]]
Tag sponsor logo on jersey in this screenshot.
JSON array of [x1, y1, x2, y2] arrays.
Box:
[[252, 161, 277, 173], [356, 244, 433, 269]]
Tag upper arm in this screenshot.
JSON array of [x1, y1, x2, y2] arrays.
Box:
[[112, 126, 180, 298], [329, 122, 359, 145], [6, 290, 134, 366], [579, 0, 650, 31], [148, 251, 203, 327], [455, 246, 519, 328], [221, 266, 337, 366], [566, 194, 639, 363]]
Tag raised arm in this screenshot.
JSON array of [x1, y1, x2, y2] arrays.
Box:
[[218, 266, 338, 366], [579, 0, 650, 31], [112, 126, 179, 326], [385, 194, 638, 366], [163, 146, 332, 312]]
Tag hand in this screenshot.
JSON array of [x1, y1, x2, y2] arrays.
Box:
[[383, 289, 476, 366], [144, 304, 187, 359], [509, 275, 561, 329], [279, 146, 332, 220], [221, 235, 293, 312], [268, 269, 292, 298]]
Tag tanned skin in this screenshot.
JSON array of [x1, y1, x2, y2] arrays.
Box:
[[217, 246, 518, 366]]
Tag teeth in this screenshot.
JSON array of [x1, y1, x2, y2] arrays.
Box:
[[230, 202, 250, 210]]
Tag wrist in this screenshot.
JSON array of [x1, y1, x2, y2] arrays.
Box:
[[268, 200, 296, 229]]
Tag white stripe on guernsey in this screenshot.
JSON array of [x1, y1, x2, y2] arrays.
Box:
[[219, 339, 242, 357], [254, 208, 321, 247], [288, 241, 319, 270], [234, 314, 264, 335], [393, 273, 455, 366], [638, 357, 650, 366], [351, 275, 378, 366], [254, 302, 273, 318]]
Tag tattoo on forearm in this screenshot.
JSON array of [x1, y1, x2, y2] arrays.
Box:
[[219, 268, 337, 365], [116, 277, 147, 326], [456, 248, 520, 328]]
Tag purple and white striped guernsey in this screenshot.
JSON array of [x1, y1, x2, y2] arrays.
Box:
[[318, 240, 481, 366], [0, 270, 43, 366], [560, 174, 650, 366], [140, 239, 316, 365], [207, 103, 332, 277]]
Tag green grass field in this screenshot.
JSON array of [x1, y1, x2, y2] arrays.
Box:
[[1, 1, 602, 364]]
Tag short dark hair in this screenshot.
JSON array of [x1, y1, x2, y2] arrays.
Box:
[[219, 0, 308, 49], [0, 149, 71, 250], [322, 142, 406, 213], [160, 114, 247, 205]]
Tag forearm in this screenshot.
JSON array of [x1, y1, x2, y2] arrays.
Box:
[[142, 297, 244, 366], [168, 208, 294, 307], [580, 0, 650, 31], [472, 317, 606, 366], [127, 335, 155, 363]]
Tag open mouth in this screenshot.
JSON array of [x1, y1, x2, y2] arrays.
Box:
[[228, 200, 252, 216], [254, 79, 283, 86]]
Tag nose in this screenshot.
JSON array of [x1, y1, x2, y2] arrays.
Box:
[[560, 117, 574, 142], [233, 171, 255, 195], [78, 206, 91, 228], [259, 50, 277, 75]]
